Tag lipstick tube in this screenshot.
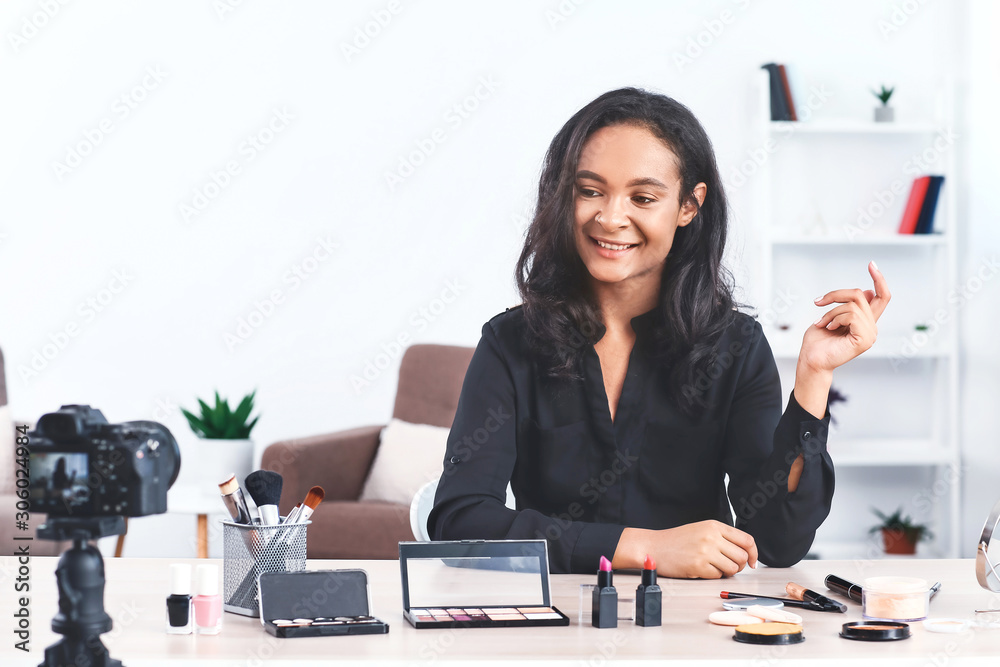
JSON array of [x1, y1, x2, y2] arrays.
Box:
[[636, 555, 661, 627], [592, 556, 618, 628]]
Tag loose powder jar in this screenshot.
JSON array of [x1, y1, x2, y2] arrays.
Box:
[[863, 577, 930, 622]]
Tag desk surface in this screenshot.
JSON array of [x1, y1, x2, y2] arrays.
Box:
[[3, 556, 1000, 666]]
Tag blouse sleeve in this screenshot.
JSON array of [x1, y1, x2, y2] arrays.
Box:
[[721, 320, 835, 567], [427, 321, 625, 574]]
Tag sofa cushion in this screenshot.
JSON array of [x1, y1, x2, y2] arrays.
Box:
[[0, 405, 14, 495], [359, 419, 449, 506], [306, 500, 413, 559]]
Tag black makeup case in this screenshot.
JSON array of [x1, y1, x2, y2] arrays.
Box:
[[258, 569, 389, 638]]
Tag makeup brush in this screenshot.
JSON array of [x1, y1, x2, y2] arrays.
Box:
[[245, 470, 283, 525], [293, 486, 325, 524], [218, 473, 253, 524]]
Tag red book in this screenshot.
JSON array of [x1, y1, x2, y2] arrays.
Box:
[[777, 65, 797, 121], [898, 176, 931, 234]]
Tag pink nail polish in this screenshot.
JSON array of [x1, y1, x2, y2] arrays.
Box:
[[193, 564, 222, 635]]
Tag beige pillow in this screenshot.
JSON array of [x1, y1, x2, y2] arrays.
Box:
[[0, 405, 15, 494], [359, 419, 450, 506]]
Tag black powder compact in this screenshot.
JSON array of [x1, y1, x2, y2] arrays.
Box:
[[257, 570, 389, 638], [840, 621, 911, 641]]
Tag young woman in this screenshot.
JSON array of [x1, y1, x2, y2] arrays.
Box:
[[428, 88, 890, 578]]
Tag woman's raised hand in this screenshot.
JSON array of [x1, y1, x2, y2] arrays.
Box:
[[798, 261, 891, 373]]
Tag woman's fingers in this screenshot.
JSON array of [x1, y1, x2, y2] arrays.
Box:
[[721, 524, 758, 568], [813, 303, 859, 330], [814, 287, 869, 308], [867, 261, 892, 320]]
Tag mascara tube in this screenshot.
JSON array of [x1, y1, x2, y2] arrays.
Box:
[[825, 574, 863, 604]]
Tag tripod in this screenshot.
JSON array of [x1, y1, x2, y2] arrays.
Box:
[[37, 516, 127, 667]]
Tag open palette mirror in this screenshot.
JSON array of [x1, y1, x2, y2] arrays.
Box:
[[976, 498, 1000, 592], [399, 539, 570, 628]]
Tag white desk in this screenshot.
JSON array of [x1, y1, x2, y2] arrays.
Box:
[[3, 556, 1000, 665]]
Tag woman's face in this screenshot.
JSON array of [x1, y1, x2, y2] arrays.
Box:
[[573, 123, 705, 290]]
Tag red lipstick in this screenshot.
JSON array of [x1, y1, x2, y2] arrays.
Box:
[[636, 554, 661, 627]]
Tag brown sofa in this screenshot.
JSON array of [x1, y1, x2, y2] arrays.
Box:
[[261, 343, 474, 559], [0, 346, 68, 557]]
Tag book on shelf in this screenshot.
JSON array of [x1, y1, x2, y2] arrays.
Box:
[[914, 175, 945, 234], [898, 175, 944, 235], [898, 176, 931, 234], [761, 63, 795, 121]]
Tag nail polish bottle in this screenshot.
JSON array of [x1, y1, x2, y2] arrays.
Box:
[[636, 554, 661, 627], [193, 564, 222, 635], [592, 555, 618, 628], [166, 564, 193, 634]]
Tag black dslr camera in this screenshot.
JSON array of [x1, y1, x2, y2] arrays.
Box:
[[29, 405, 181, 667], [28, 404, 180, 517]]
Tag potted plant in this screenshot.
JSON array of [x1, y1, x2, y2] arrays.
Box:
[[872, 85, 895, 122], [180, 390, 260, 486], [869, 507, 931, 555]]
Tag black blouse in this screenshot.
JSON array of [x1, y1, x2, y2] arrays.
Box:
[[428, 306, 834, 574]]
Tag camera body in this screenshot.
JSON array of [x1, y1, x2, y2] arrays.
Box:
[[29, 404, 180, 518]]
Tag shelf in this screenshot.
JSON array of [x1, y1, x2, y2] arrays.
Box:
[[828, 438, 956, 467], [807, 540, 944, 560], [768, 120, 941, 135], [769, 234, 948, 246], [766, 333, 953, 360]]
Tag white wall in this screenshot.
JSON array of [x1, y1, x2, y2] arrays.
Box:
[[1, 0, 994, 558]]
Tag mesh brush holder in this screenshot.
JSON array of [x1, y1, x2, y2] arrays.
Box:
[[222, 518, 310, 617]]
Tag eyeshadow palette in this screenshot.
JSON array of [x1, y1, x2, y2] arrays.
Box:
[[258, 570, 389, 638], [407, 606, 566, 628], [399, 540, 570, 629]]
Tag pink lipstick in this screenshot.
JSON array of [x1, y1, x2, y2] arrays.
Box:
[[592, 555, 617, 628]]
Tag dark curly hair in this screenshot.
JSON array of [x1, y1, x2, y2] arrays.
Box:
[[515, 87, 737, 416]]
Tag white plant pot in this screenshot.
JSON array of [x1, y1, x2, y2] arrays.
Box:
[[178, 436, 255, 487], [874, 106, 894, 122]]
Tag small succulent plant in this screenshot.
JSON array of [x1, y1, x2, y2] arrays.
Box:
[[872, 85, 895, 106], [181, 390, 259, 439], [869, 507, 932, 543]]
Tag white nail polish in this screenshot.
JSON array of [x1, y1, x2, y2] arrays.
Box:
[[871, 260, 879, 271], [814, 318, 823, 326], [814, 297, 823, 304]]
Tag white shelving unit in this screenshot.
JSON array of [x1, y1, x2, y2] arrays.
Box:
[[752, 72, 960, 559]]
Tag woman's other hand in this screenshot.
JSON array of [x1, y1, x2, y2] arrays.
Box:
[[613, 521, 758, 578]]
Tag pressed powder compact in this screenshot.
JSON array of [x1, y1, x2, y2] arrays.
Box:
[[840, 621, 911, 641], [733, 622, 804, 645]]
